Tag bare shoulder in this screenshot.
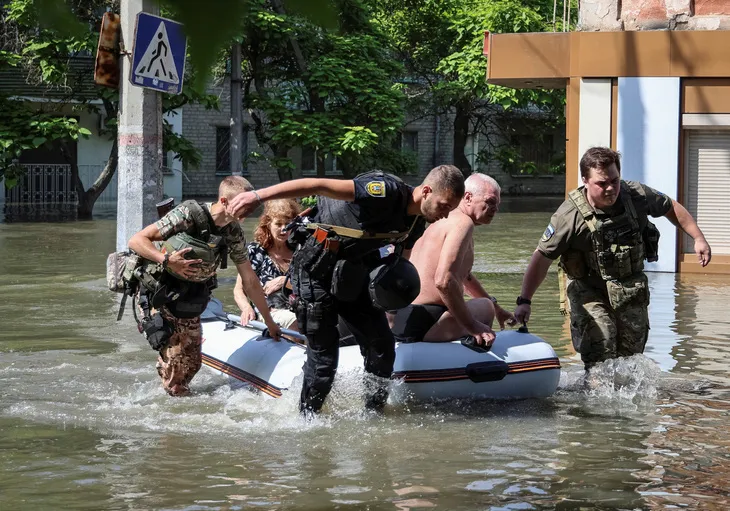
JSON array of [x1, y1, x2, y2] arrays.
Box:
[[444, 211, 474, 238]]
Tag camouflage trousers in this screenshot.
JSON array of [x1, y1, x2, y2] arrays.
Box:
[[567, 273, 650, 370], [135, 296, 203, 396]]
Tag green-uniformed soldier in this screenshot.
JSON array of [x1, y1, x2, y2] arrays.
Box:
[[513, 147, 711, 370], [128, 176, 282, 396]]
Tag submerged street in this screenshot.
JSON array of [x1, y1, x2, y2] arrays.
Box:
[[1, 202, 730, 510]]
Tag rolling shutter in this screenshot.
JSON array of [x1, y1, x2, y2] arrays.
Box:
[[684, 130, 730, 254]]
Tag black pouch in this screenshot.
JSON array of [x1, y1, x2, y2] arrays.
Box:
[[304, 302, 324, 334], [167, 283, 211, 318], [295, 299, 307, 333], [643, 221, 660, 263], [286, 224, 310, 251], [142, 312, 173, 351], [331, 259, 368, 302], [297, 236, 325, 271]]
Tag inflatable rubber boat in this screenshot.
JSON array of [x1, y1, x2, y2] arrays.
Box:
[[200, 300, 561, 402]]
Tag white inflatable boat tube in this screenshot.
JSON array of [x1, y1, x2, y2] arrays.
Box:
[[200, 300, 561, 402]]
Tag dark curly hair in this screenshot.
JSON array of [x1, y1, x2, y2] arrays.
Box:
[[254, 199, 302, 250]]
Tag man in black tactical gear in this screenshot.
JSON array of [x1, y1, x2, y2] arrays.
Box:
[[228, 166, 465, 415]]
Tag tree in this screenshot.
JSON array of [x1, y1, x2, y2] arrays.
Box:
[[373, 0, 573, 175], [236, 0, 408, 180], [0, 0, 218, 218], [28, 0, 338, 91]]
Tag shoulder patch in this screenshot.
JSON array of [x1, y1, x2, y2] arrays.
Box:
[[541, 224, 555, 242], [366, 180, 386, 197]]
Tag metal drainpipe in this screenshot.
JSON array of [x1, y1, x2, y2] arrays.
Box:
[[433, 113, 441, 168]]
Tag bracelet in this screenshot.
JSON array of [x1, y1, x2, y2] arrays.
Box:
[[252, 190, 262, 205], [516, 295, 532, 306]]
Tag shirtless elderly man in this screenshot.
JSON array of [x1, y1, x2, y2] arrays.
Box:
[[391, 173, 515, 348]]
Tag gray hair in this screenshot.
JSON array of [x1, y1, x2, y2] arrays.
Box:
[[465, 173, 500, 196]]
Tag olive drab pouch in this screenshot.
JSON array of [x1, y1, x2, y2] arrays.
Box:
[[331, 259, 368, 302], [559, 250, 588, 280], [106, 251, 140, 293], [643, 221, 660, 263], [595, 245, 640, 281], [606, 273, 650, 311]]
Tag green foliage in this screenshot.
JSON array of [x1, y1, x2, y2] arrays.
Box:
[[373, 0, 572, 173], [23, 0, 337, 91], [240, 0, 406, 177], [374, 147, 419, 175], [300, 196, 317, 208], [492, 139, 565, 176], [0, 98, 91, 185], [0, 0, 218, 195]]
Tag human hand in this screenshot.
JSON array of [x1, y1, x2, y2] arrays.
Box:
[[263, 276, 287, 296], [166, 248, 203, 279], [239, 303, 257, 323], [469, 321, 496, 348], [227, 191, 260, 220], [695, 237, 711, 267], [266, 320, 282, 342], [494, 304, 517, 330], [514, 304, 531, 325]]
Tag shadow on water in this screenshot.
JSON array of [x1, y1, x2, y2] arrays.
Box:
[[1, 202, 118, 223]]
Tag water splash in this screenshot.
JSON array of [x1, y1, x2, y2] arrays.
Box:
[[557, 354, 662, 411]]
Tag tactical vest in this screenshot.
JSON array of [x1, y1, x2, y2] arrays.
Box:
[[140, 201, 227, 290], [560, 183, 645, 281], [313, 171, 416, 255]]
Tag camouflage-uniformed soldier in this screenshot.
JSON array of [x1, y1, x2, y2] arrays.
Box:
[[513, 147, 711, 370], [128, 176, 281, 396]]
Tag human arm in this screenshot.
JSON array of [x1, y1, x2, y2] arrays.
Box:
[[263, 276, 288, 296], [236, 261, 282, 341], [128, 224, 202, 280], [513, 250, 554, 325], [434, 221, 495, 346], [464, 273, 516, 329], [663, 199, 711, 267], [233, 274, 257, 323], [228, 178, 356, 219]]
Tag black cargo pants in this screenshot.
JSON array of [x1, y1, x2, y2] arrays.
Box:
[[290, 258, 396, 415]]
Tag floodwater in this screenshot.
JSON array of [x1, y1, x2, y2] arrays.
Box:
[[1, 199, 730, 510]]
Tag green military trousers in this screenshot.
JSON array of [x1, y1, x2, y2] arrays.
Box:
[[567, 273, 650, 370]]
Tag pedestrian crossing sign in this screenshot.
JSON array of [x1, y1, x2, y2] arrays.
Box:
[[130, 13, 187, 94]]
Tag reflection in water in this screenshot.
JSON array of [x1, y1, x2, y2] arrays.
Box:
[[2, 201, 730, 510]]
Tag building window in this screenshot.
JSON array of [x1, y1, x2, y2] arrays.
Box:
[[161, 151, 172, 175], [215, 126, 249, 175], [301, 146, 339, 176], [393, 130, 419, 153], [514, 132, 554, 170]]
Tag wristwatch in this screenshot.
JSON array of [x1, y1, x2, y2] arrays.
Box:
[[489, 296, 498, 304], [516, 295, 532, 306], [161, 252, 170, 269]]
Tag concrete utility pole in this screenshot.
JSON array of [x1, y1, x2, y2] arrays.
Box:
[[230, 41, 243, 176], [117, 0, 163, 251]]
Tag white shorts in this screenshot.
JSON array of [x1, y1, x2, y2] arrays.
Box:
[[258, 308, 297, 330]]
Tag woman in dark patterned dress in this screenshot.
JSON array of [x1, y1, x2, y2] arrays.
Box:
[[234, 199, 301, 330]]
